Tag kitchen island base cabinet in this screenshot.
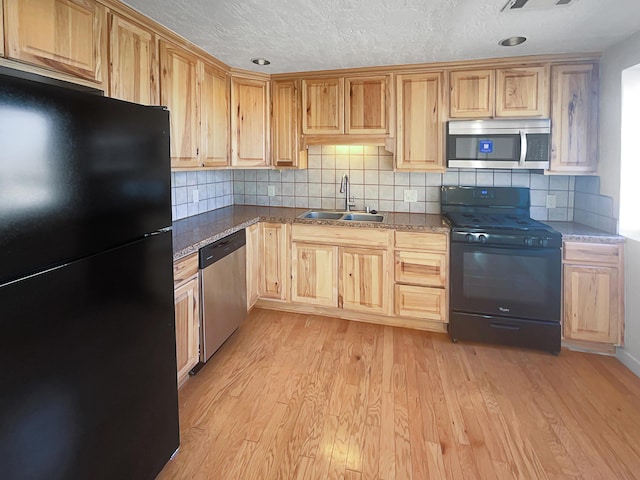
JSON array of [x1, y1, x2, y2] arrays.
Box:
[[562, 241, 624, 353], [173, 254, 200, 387]]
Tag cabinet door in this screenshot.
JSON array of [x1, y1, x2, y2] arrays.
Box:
[[0, 1, 4, 57], [339, 247, 389, 314], [159, 41, 200, 168], [495, 66, 549, 117], [108, 13, 158, 105], [395, 284, 447, 322], [174, 276, 199, 386], [345, 75, 389, 134], [395, 251, 447, 288], [271, 79, 305, 168], [549, 64, 598, 174], [291, 242, 338, 307], [200, 62, 229, 167], [246, 223, 260, 310], [5, 0, 107, 83], [261, 223, 289, 301], [231, 76, 270, 167], [302, 77, 344, 134], [449, 69, 495, 118], [396, 72, 445, 171], [563, 264, 620, 345]]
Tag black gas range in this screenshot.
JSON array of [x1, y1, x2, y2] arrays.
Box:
[[442, 186, 562, 354]]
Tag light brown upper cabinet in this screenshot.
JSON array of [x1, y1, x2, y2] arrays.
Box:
[[496, 66, 549, 117], [345, 76, 390, 134], [200, 62, 230, 167], [302, 75, 390, 135], [159, 40, 200, 168], [449, 69, 495, 118], [395, 72, 445, 172], [302, 77, 344, 134], [271, 79, 307, 168], [450, 66, 549, 118], [231, 74, 270, 168], [5, 0, 107, 84], [548, 63, 599, 174], [0, 1, 5, 57], [108, 13, 158, 105]]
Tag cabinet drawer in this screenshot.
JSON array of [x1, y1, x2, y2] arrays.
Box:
[[291, 224, 392, 248], [563, 242, 621, 265], [395, 251, 446, 287], [173, 253, 198, 287], [395, 231, 447, 251], [394, 284, 447, 322]]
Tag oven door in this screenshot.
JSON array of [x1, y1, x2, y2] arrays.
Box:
[[450, 242, 561, 322]]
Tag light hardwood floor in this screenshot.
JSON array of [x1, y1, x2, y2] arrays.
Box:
[[157, 308, 640, 480]]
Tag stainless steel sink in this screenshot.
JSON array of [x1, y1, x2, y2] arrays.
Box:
[[341, 213, 385, 222], [297, 210, 386, 223], [299, 211, 344, 220]]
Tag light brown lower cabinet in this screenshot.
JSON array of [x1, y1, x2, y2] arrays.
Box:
[[393, 231, 449, 324], [246, 223, 260, 310], [339, 247, 389, 314], [562, 241, 624, 351], [291, 242, 338, 306], [173, 254, 200, 387]]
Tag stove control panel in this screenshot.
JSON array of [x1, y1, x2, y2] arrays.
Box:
[[452, 230, 562, 248]]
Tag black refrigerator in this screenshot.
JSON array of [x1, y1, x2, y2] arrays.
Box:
[[0, 69, 180, 479]]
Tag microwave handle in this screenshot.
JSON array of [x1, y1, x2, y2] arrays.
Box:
[[519, 130, 528, 166]]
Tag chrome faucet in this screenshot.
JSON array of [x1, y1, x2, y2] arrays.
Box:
[[339, 174, 356, 211]]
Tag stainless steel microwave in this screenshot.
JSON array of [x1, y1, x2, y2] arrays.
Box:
[[447, 119, 551, 169]]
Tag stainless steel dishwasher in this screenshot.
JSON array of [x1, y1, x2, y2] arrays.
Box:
[[195, 229, 247, 369]]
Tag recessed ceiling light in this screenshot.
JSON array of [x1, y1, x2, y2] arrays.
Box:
[[251, 58, 271, 66], [499, 36, 527, 46]]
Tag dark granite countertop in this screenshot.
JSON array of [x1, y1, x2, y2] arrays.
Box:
[[544, 221, 625, 244], [172, 206, 449, 260]]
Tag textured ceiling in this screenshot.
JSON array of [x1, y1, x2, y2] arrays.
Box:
[[123, 0, 640, 73]]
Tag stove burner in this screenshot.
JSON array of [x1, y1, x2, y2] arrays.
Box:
[[445, 213, 553, 232]]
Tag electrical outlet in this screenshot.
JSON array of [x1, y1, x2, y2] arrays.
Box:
[[404, 189, 418, 203], [546, 194, 557, 209], [192, 189, 199, 203], [268, 185, 275, 197]]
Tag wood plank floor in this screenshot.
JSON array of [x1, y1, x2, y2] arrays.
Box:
[[157, 308, 640, 480]]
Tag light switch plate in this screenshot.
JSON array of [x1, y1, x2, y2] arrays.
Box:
[[546, 194, 556, 209], [268, 185, 275, 197], [404, 189, 418, 203]]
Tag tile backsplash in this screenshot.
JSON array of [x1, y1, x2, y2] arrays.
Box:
[[232, 145, 576, 221], [573, 176, 618, 233], [171, 170, 233, 221]]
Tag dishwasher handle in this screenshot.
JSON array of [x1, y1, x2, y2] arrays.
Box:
[[199, 229, 246, 269]]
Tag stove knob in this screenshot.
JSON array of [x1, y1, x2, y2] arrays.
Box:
[[478, 234, 487, 244], [540, 238, 549, 247], [524, 237, 533, 246], [465, 234, 473, 243]]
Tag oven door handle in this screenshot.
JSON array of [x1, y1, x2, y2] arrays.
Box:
[[490, 322, 521, 331], [519, 130, 527, 167]]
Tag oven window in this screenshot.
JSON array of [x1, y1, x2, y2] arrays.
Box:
[[451, 243, 561, 322], [463, 251, 548, 304]]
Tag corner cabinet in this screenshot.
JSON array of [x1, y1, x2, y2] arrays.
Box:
[[271, 79, 307, 168], [562, 241, 624, 352], [395, 72, 445, 172], [260, 223, 289, 301], [108, 13, 158, 105], [231, 74, 270, 168], [173, 253, 200, 387], [548, 63, 599, 174], [5, 0, 107, 85], [246, 223, 260, 310]]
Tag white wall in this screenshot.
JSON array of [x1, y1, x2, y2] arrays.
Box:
[[599, 29, 640, 375]]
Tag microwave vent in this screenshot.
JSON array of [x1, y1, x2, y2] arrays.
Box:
[[501, 0, 578, 11]]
